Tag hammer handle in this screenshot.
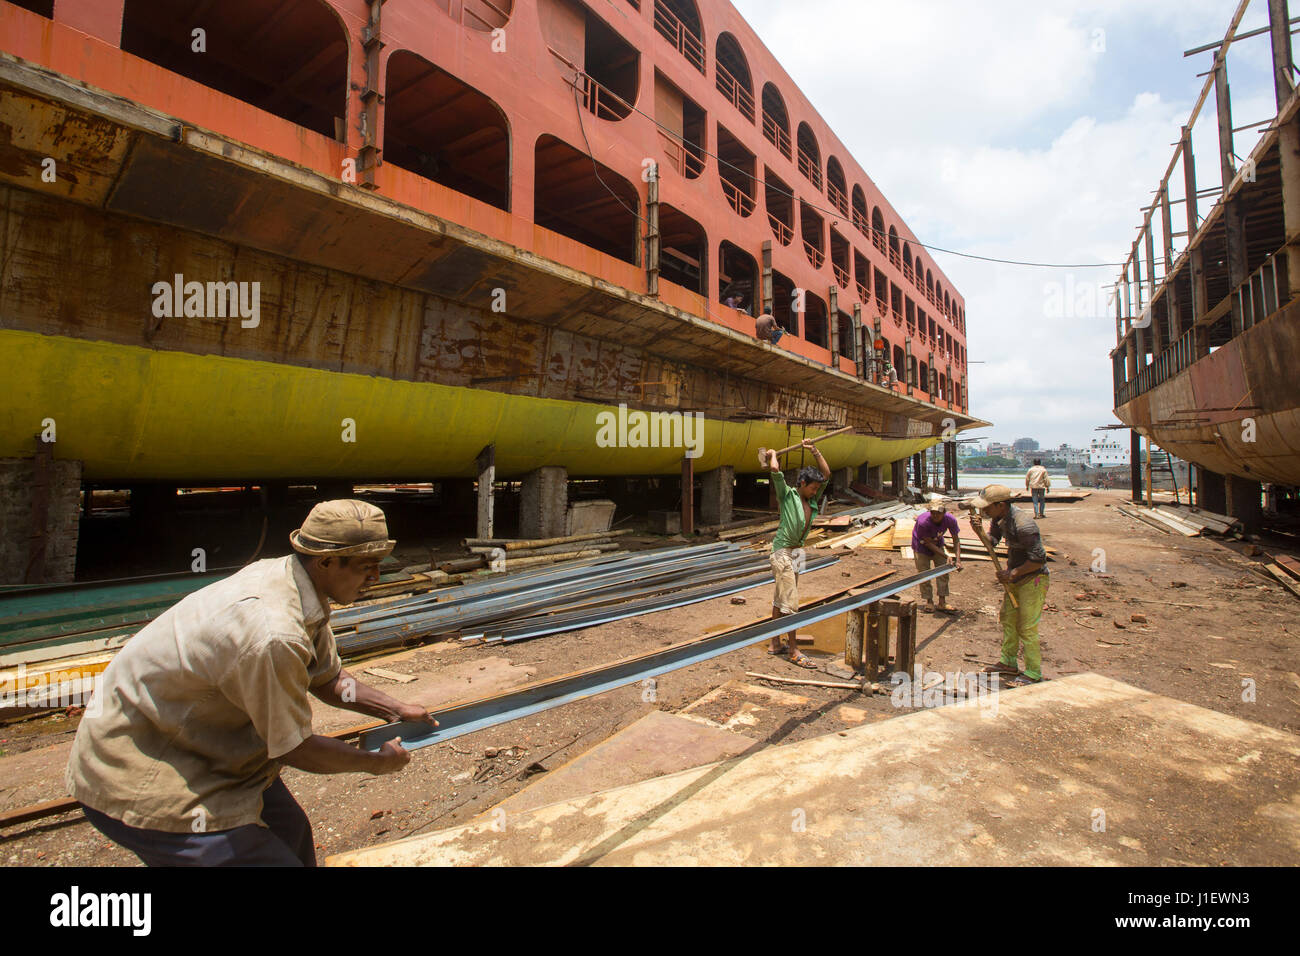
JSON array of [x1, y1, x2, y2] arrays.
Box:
[[768, 426, 855, 457], [970, 519, 1020, 609]]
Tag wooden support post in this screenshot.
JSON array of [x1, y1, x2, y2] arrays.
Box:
[[927, 350, 936, 400], [1182, 126, 1211, 358], [844, 607, 865, 671], [475, 443, 495, 541], [1216, 61, 1249, 339], [680, 454, 694, 536], [1270, 0, 1300, 301], [1160, 187, 1181, 339], [1145, 436, 1153, 507], [1144, 225, 1162, 356], [1130, 430, 1143, 503], [865, 602, 884, 680], [896, 600, 917, 677], [646, 168, 661, 296]]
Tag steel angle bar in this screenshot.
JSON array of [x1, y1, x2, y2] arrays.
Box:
[[336, 544, 738, 631], [330, 546, 738, 629], [470, 552, 777, 624], [473, 553, 837, 638], [333, 543, 737, 627], [359, 564, 949, 752], [474, 555, 841, 643], [346, 549, 761, 642], [335, 554, 768, 655]]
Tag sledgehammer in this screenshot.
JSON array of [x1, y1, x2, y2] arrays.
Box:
[[757, 426, 855, 468]]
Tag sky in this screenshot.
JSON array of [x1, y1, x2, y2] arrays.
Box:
[[731, 0, 1282, 450]]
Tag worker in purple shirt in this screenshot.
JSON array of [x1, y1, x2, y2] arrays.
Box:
[[912, 498, 962, 612]]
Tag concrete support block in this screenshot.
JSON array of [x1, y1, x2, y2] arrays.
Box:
[[867, 465, 883, 492], [700, 466, 735, 526], [830, 466, 852, 496], [1199, 469, 1227, 514], [1, 455, 83, 584], [520, 466, 568, 538], [1225, 474, 1262, 533]]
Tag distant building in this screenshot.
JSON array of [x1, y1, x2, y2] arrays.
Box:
[[1013, 437, 1039, 453], [1057, 443, 1089, 465], [1089, 438, 1129, 467], [986, 441, 1015, 458]]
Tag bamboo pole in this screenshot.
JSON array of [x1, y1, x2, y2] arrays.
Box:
[[757, 426, 855, 466]]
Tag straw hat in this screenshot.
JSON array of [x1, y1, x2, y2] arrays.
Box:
[[290, 499, 395, 557]]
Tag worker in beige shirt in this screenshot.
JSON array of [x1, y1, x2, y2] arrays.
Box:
[[66, 500, 432, 867], [1025, 458, 1051, 518]]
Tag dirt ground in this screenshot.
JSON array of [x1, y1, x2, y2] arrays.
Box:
[[3, 488, 1298, 865]]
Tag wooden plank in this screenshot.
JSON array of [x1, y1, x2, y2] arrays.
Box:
[[1274, 555, 1300, 581], [1265, 564, 1300, 601]]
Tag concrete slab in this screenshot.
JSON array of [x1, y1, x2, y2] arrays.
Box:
[[486, 710, 756, 819], [326, 674, 1300, 866]]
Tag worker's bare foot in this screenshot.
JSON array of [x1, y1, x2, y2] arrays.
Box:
[[923, 600, 935, 613], [983, 661, 1018, 675]]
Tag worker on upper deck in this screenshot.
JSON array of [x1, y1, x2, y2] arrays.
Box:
[[66, 500, 433, 866]]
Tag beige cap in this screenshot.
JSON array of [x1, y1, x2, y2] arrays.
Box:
[[927, 495, 947, 513], [290, 499, 395, 557], [967, 484, 1013, 510]]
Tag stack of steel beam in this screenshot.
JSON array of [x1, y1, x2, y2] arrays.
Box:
[[333, 543, 837, 654]]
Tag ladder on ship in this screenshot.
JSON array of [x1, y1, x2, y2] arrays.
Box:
[[1148, 448, 1181, 504]]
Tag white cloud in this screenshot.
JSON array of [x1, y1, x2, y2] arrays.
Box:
[[732, 0, 1269, 447]]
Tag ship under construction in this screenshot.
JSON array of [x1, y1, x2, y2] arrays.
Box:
[[1111, 0, 1300, 531], [0, 0, 982, 581]]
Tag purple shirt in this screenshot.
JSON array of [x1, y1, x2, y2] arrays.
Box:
[[912, 511, 959, 555]]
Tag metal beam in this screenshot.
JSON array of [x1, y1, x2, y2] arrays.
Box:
[[360, 566, 952, 752]]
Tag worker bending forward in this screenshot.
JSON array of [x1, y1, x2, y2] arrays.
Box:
[[967, 484, 1049, 686], [765, 440, 831, 669], [66, 500, 433, 866]]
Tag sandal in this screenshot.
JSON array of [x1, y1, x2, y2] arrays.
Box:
[[1005, 673, 1041, 687], [788, 650, 819, 670], [767, 646, 789, 656], [983, 662, 1018, 675]]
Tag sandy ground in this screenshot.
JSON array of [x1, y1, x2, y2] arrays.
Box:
[[3, 489, 1298, 865]]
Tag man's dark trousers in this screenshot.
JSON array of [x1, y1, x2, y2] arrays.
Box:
[[80, 777, 316, 866]]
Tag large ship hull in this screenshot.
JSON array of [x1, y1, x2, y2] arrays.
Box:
[[0, 1, 980, 488], [1114, 302, 1300, 488]]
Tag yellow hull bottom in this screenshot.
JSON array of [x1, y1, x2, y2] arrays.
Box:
[[3, 331, 938, 481]]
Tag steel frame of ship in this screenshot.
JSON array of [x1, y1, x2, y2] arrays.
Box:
[[1109, 0, 1300, 491], [0, 1, 985, 484]]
